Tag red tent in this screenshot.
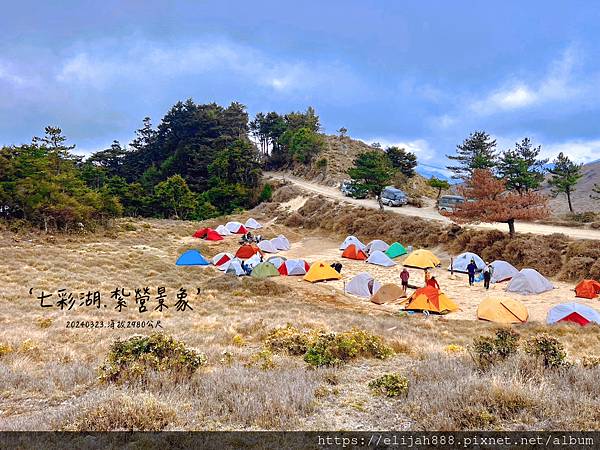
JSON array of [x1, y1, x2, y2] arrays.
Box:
[[193, 227, 223, 241], [341, 244, 368, 260], [558, 312, 591, 326], [235, 244, 262, 259], [575, 279, 600, 299]]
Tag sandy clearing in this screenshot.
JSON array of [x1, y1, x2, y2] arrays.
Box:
[[266, 172, 600, 241]]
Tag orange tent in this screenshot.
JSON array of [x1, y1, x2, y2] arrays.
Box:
[[342, 244, 368, 260], [404, 286, 459, 314], [575, 279, 600, 299], [235, 244, 262, 259]]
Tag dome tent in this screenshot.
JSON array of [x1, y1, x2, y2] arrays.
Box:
[[404, 286, 458, 314], [304, 261, 342, 283], [225, 221, 248, 234], [547, 303, 600, 326], [449, 252, 485, 273], [366, 251, 396, 267], [235, 244, 262, 259], [225, 260, 246, 276], [251, 262, 280, 279], [257, 240, 278, 253], [176, 250, 210, 266], [279, 259, 310, 276], [477, 297, 528, 324], [339, 235, 365, 251], [403, 249, 441, 269], [370, 283, 403, 304], [212, 252, 234, 267], [193, 227, 223, 241], [342, 244, 368, 260], [215, 225, 232, 236], [506, 269, 554, 295], [244, 218, 263, 229], [385, 242, 407, 259], [365, 239, 390, 255], [271, 235, 291, 251], [490, 260, 519, 283], [345, 273, 381, 298], [575, 279, 600, 299], [266, 256, 287, 269]]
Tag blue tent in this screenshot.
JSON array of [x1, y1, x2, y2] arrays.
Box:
[[176, 249, 210, 266]]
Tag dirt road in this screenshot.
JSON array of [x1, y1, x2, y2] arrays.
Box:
[[266, 172, 600, 241]]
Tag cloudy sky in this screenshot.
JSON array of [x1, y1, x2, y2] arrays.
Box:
[[1, 0, 599, 175]]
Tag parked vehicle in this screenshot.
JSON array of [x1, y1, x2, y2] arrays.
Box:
[[340, 180, 368, 199], [437, 195, 465, 212], [380, 186, 408, 206]]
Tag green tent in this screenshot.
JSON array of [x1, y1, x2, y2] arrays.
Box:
[[385, 242, 407, 259], [251, 261, 280, 279]]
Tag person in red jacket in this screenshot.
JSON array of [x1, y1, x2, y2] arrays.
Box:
[[426, 276, 440, 290]]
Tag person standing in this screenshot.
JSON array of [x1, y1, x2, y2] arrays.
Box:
[[424, 268, 432, 287], [483, 263, 492, 290], [400, 268, 410, 296], [466, 259, 477, 286], [426, 276, 440, 290]]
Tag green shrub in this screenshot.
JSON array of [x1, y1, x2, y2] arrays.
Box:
[[99, 333, 207, 383], [470, 328, 520, 370], [304, 329, 394, 367], [582, 355, 600, 368], [249, 349, 276, 370], [264, 324, 311, 356], [316, 158, 328, 170], [259, 183, 273, 202], [524, 334, 568, 369], [368, 373, 409, 398]]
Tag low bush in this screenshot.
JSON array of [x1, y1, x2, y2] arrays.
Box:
[[264, 324, 311, 356], [524, 335, 568, 369], [36, 317, 52, 328], [470, 328, 519, 370], [99, 333, 207, 383], [0, 342, 13, 357], [368, 373, 409, 398], [304, 329, 394, 367], [248, 349, 276, 370], [581, 355, 600, 369]]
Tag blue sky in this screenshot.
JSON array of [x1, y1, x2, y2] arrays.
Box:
[[1, 0, 600, 176]]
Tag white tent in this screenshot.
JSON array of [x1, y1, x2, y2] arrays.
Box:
[[245, 218, 263, 229], [340, 235, 365, 251], [245, 253, 263, 269], [258, 240, 278, 253], [365, 239, 389, 255], [449, 252, 486, 273], [219, 257, 243, 272], [225, 260, 246, 276], [490, 260, 519, 283], [345, 272, 382, 298], [212, 252, 234, 266], [547, 303, 600, 325], [225, 221, 246, 233], [280, 259, 309, 276], [506, 268, 554, 295], [266, 256, 287, 269], [271, 235, 291, 251], [366, 251, 396, 267], [215, 225, 232, 236]]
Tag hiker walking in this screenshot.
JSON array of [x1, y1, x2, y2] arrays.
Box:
[[483, 263, 492, 290], [466, 259, 477, 286], [426, 275, 440, 290], [424, 268, 432, 287], [400, 268, 410, 296]]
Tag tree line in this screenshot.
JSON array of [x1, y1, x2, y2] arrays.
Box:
[[0, 100, 324, 231]]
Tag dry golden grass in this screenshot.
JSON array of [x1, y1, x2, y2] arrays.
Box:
[[2, 212, 600, 430]]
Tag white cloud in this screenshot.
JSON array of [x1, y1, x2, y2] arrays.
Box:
[[470, 46, 583, 115], [541, 139, 600, 164], [55, 39, 359, 95], [0, 60, 30, 86]]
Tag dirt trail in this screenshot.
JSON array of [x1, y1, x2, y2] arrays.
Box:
[[266, 172, 600, 241]]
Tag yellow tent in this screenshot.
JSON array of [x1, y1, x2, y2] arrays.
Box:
[[303, 261, 342, 283], [371, 283, 404, 305], [403, 249, 441, 269], [404, 286, 458, 314], [477, 297, 528, 324]]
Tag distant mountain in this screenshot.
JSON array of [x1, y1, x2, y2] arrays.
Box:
[[541, 160, 600, 214], [415, 166, 458, 184]]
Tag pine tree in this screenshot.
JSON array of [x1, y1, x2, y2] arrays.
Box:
[[386, 146, 417, 177], [498, 138, 547, 194], [447, 131, 497, 179], [427, 177, 450, 199], [548, 152, 583, 213], [348, 151, 395, 210]]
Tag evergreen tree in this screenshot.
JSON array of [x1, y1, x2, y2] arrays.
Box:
[[548, 152, 583, 213], [498, 138, 547, 194], [386, 146, 417, 177], [427, 177, 450, 199], [447, 131, 497, 179], [348, 151, 395, 210]]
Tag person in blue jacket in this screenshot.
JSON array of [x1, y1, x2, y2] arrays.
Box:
[[466, 259, 477, 286]]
